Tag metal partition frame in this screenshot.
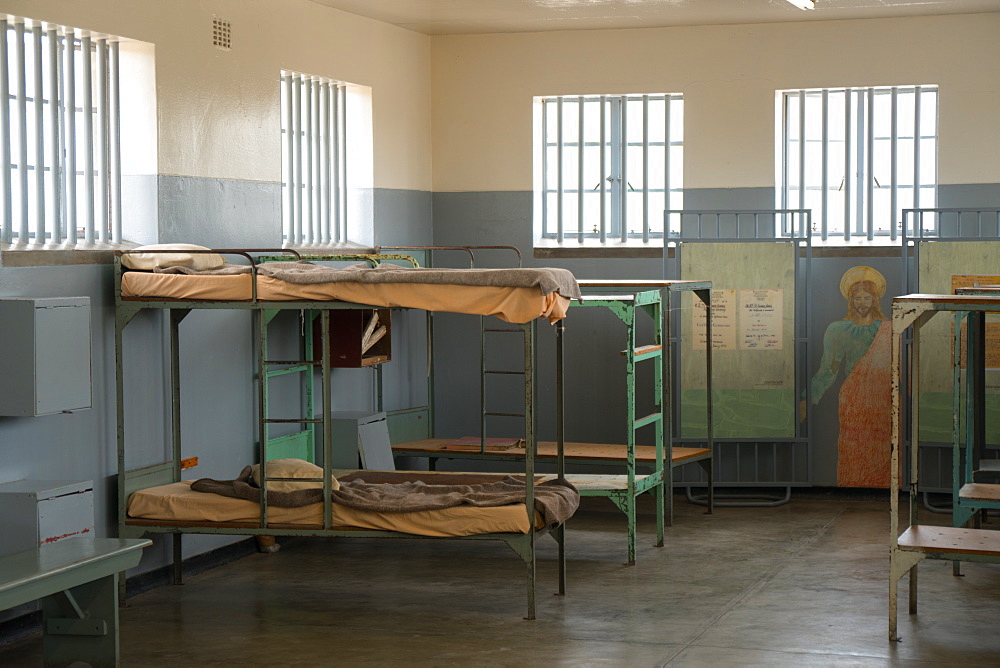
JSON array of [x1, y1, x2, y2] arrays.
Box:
[[663, 209, 812, 503], [900, 207, 1000, 501]]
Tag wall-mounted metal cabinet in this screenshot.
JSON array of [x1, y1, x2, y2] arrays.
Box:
[[0, 297, 92, 416], [0, 479, 95, 557]]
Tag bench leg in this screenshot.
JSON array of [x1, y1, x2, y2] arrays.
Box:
[[42, 574, 120, 668]]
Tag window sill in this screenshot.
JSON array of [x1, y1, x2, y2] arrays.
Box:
[[0, 242, 138, 268], [533, 238, 664, 260], [283, 241, 375, 255]]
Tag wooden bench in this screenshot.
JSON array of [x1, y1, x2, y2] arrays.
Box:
[[0, 537, 150, 667]]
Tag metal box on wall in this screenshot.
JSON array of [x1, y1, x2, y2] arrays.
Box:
[[0, 480, 95, 622], [0, 480, 95, 558], [0, 297, 92, 416]]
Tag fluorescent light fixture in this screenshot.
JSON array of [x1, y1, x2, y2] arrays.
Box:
[[785, 0, 815, 9]]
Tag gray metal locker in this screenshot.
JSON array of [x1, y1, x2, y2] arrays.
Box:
[[327, 411, 394, 470], [0, 297, 92, 416]]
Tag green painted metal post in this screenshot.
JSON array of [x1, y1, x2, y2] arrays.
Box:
[[523, 320, 536, 620], [322, 310, 333, 530], [169, 310, 186, 584], [257, 308, 269, 529], [653, 297, 665, 548], [624, 304, 637, 566]]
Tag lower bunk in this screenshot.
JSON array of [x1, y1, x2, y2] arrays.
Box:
[[392, 437, 714, 563], [120, 466, 578, 619]]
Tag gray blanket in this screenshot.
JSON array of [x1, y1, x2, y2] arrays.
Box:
[[158, 261, 582, 300], [191, 467, 579, 529]]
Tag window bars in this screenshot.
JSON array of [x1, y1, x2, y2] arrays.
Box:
[[780, 86, 937, 242], [0, 20, 121, 245], [281, 71, 347, 246], [540, 94, 683, 243]]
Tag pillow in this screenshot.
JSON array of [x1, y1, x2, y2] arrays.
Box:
[[249, 458, 340, 493], [121, 243, 226, 271]]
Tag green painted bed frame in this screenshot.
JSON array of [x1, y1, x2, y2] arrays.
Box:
[[113, 249, 566, 620]]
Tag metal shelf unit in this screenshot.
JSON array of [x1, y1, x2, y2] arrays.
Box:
[[889, 293, 1000, 641]]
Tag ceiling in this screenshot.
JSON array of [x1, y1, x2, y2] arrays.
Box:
[[308, 0, 1000, 35]]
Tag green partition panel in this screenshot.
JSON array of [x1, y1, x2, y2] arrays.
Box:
[[680, 242, 797, 438], [917, 241, 1000, 445]]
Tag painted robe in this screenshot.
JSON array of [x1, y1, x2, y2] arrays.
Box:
[[811, 319, 892, 487]]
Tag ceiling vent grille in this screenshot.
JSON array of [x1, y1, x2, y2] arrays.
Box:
[[212, 17, 231, 50]]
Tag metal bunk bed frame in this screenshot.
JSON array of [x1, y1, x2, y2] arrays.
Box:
[[113, 249, 566, 620], [383, 244, 714, 565]]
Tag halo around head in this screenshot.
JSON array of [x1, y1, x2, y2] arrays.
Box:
[[840, 265, 886, 299]]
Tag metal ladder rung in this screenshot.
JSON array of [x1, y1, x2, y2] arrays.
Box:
[[486, 412, 526, 418], [485, 370, 525, 375], [484, 328, 524, 334], [634, 412, 662, 429], [264, 360, 320, 366], [266, 365, 314, 378], [264, 418, 323, 424]]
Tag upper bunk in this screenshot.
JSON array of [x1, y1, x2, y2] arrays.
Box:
[[114, 246, 581, 324]]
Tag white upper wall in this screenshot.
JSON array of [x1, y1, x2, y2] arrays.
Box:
[[431, 13, 1000, 191], [5, 0, 433, 190]]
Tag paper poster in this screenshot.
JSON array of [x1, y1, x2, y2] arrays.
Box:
[[952, 275, 1000, 369], [691, 289, 736, 351], [739, 289, 783, 350]]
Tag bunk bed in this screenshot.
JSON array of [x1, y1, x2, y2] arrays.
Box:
[[389, 262, 715, 564], [889, 293, 1000, 641], [114, 248, 581, 620]]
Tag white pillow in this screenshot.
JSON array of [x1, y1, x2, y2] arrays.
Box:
[[121, 243, 226, 271], [249, 458, 340, 493]]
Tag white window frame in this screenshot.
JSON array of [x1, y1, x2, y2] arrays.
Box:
[[778, 85, 938, 242], [0, 18, 122, 246], [536, 93, 683, 244]]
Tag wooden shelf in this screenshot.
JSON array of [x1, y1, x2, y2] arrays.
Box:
[[959, 483, 1000, 503], [898, 525, 1000, 557]]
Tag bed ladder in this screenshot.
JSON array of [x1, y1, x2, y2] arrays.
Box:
[[567, 290, 667, 566], [259, 309, 319, 464], [479, 317, 533, 453]]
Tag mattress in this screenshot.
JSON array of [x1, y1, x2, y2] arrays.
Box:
[[120, 272, 570, 324], [127, 481, 540, 537]]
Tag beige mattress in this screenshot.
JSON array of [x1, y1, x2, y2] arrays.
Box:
[[120, 272, 570, 324], [127, 481, 539, 537]]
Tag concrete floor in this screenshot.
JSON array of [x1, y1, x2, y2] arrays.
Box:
[[3, 495, 1000, 666]]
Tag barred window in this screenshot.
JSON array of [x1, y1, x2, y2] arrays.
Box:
[[280, 70, 351, 246], [0, 19, 122, 245], [536, 94, 683, 243], [779, 86, 938, 241]]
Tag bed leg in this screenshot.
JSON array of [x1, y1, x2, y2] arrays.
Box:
[[525, 533, 536, 621], [556, 524, 566, 597], [255, 535, 280, 553], [172, 534, 183, 585]]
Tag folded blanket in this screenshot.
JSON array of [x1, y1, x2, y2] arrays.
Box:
[[191, 467, 579, 529], [157, 261, 582, 300]]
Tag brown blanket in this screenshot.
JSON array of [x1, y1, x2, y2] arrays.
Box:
[[191, 467, 579, 529], [158, 261, 582, 300]]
